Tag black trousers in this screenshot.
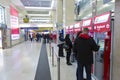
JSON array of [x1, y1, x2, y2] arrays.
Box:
[[58, 44, 64, 57], [76, 63, 92, 80], [66, 49, 71, 63]]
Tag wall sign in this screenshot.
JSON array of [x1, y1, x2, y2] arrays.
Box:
[[10, 6, 20, 40], [94, 12, 111, 32], [82, 18, 93, 32]]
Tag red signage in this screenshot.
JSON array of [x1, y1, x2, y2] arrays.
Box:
[[74, 21, 82, 33], [94, 12, 111, 32], [82, 18, 93, 32], [11, 28, 19, 34], [10, 6, 18, 16], [10, 6, 20, 40]]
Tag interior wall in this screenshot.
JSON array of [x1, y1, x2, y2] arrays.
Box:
[[0, 0, 11, 48], [0, 0, 25, 48]]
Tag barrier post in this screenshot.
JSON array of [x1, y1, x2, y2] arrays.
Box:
[[52, 47, 54, 66], [49, 42, 51, 56], [57, 57, 60, 80]]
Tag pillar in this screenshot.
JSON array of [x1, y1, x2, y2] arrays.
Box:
[[56, 0, 63, 29], [112, 0, 120, 80], [63, 0, 74, 26]]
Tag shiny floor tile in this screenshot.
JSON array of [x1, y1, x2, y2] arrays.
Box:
[[0, 41, 41, 80], [46, 43, 96, 80]]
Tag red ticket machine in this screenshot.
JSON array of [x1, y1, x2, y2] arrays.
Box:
[[93, 12, 112, 80], [103, 31, 111, 80]]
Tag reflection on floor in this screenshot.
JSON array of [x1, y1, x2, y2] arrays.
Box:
[[0, 40, 97, 80], [0, 41, 41, 80]]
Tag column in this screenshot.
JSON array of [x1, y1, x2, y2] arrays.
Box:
[[63, 0, 74, 26], [51, 10, 57, 30], [56, 0, 63, 29], [112, 0, 120, 80]]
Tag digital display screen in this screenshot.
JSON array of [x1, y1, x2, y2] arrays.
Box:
[[98, 40, 105, 51]]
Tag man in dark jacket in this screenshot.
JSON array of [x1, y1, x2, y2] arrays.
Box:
[[65, 34, 73, 65], [58, 33, 65, 57], [73, 28, 99, 80]]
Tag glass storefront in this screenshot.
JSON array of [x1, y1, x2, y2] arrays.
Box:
[[0, 6, 5, 24], [0, 5, 5, 48]]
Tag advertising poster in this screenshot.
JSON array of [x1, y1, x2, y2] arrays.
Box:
[[74, 21, 82, 33], [82, 18, 93, 32], [94, 12, 111, 32], [10, 6, 20, 40]]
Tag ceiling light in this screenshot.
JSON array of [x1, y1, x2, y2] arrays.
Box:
[[27, 14, 50, 16], [25, 7, 52, 10]]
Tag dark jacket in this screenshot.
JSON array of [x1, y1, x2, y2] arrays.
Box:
[[65, 34, 72, 50], [73, 33, 99, 65]]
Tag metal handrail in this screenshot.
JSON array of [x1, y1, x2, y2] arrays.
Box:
[[49, 43, 60, 80]]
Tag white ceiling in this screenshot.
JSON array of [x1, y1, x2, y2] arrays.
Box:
[[11, 0, 55, 23]]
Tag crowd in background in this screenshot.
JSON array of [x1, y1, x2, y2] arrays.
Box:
[[28, 32, 57, 43]]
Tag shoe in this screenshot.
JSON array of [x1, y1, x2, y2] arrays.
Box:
[[67, 63, 72, 65]]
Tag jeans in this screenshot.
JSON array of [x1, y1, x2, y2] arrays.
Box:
[[76, 62, 92, 80]]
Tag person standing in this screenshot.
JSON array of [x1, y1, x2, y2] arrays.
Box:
[[29, 33, 33, 42], [36, 33, 39, 42], [73, 28, 99, 80], [65, 34, 73, 65], [58, 33, 65, 57], [72, 31, 82, 62]]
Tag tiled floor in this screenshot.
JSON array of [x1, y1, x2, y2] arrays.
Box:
[[0, 40, 97, 80], [0, 41, 41, 80], [46, 43, 97, 80]]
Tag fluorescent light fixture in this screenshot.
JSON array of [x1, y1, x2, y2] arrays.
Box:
[[28, 14, 50, 16], [25, 7, 52, 10], [25, 0, 55, 10], [30, 18, 51, 20], [30, 20, 50, 22]]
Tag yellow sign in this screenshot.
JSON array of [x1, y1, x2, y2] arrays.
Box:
[[23, 18, 29, 23]]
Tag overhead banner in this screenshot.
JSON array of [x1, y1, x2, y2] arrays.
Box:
[[94, 12, 111, 32], [82, 18, 93, 32], [74, 21, 82, 33], [10, 6, 20, 40]]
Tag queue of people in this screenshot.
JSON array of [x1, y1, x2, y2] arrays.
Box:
[[57, 28, 100, 80]]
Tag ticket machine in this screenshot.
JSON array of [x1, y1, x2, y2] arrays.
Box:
[[94, 32, 111, 80], [93, 12, 111, 80]]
